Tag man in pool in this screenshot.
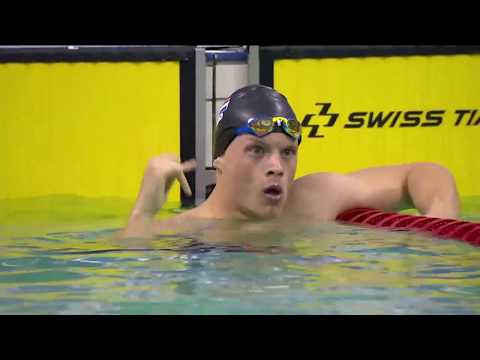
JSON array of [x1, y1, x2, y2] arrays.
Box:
[[121, 85, 460, 238]]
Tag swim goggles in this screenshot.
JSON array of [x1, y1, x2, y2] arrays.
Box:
[[235, 116, 302, 144]]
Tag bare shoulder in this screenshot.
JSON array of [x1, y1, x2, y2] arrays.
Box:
[[291, 172, 358, 194], [150, 207, 207, 234], [285, 172, 354, 220], [293, 172, 347, 187]]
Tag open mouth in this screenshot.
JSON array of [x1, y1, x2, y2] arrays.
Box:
[[263, 184, 283, 201]]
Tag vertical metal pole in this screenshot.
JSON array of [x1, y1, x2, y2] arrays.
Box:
[[211, 53, 217, 158], [248, 45, 260, 85], [194, 48, 216, 206], [194, 47, 207, 206]]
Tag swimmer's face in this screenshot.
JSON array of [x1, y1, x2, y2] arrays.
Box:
[[220, 132, 298, 219]]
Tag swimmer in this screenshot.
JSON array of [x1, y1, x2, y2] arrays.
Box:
[[121, 85, 460, 238]]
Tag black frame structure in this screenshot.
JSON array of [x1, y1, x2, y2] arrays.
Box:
[[0, 45, 197, 207], [259, 45, 480, 88]]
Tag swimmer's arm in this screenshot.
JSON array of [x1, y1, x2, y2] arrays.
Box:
[[346, 162, 460, 219], [120, 155, 196, 239]]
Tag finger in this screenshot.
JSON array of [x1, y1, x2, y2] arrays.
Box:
[[177, 171, 192, 196], [181, 159, 197, 173], [152, 154, 179, 164], [164, 176, 175, 195], [164, 154, 180, 162]]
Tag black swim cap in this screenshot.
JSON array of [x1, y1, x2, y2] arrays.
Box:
[[213, 85, 298, 159]]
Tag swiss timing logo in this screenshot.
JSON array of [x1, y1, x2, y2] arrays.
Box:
[[301, 103, 480, 138]]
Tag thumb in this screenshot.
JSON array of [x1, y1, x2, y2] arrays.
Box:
[[181, 159, 197, 173]]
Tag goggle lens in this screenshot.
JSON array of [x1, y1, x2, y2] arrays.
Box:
[[247, 117, 301, 140]]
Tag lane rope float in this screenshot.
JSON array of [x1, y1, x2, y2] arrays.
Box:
[[336, 208, 480, 246]]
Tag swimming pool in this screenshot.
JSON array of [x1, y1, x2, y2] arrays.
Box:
[[1, 200, 479, 314]]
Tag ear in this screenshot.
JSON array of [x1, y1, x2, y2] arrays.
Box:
[[213, 157, 224, 173]]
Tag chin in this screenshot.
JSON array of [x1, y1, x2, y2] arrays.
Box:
[[240, 198, 285, 220], [255, 204, 284, 219]]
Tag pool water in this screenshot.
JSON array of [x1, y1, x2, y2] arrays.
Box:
[[1, 209, 480, 314]]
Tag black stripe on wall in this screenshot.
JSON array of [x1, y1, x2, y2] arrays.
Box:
[[179, 52, 196, 207], [0, 46, 194, 63], [258, 45, 480, 60]]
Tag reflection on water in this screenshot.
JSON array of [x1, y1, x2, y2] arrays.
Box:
[[1, 216, 480, 314]]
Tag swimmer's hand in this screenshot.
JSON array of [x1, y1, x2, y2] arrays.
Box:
[[122, 154, 196, 237], [136, 154, 196, 214]]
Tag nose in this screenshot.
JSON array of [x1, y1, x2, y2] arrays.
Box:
[[265, 153, 284, 177]]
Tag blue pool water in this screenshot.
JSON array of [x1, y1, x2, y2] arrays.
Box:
[[1, 212, 480, 314]]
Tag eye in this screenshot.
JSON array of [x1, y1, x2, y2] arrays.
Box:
[[282, 148, 297, 157], [252, 145, 265, 154], [247, 145, 265, 156]]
